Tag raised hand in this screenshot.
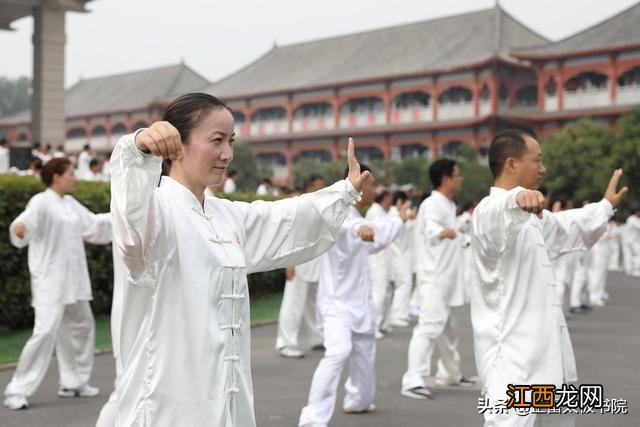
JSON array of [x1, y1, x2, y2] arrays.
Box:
[[14, 222, 25, 239], [603, 169, 628, 208], [516, 190, 546, 215], [135, 121, 182, 160], [357, 225, 375, 242], [345, 137, 371, 192]]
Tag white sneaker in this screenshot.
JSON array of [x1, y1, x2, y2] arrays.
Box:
[[374, 330, 385, 340], [344, 403, 376, 414], [58, 384, 100, 398], [279, 347, 304, 358], [401, 386, 433, 400], [434, 376, 476, 387], [4, 394, 28, 410]]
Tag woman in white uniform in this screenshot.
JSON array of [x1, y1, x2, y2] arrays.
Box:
[[109, 93, 370, 427], [4, 157, 112, 410]]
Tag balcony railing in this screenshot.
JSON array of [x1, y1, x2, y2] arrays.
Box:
[[391, 106, 432, 124], [339, 111, 386, 128], [438, 102, 474, 120], [249, 119, 288, 136], [563, 86, 610, 110], [616, 84, 640, 106], [292, 115, 336, 132], [545, 95, 558, 112]]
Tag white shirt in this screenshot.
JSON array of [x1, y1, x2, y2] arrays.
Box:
[[388, 205, 414, 262], [77, 150, 92, 176], [223, 177, 237, 194], [110, 133, 359, 427], [366, 202, 391, 275], [256, 183, 268, 195], [316, 207, 403, 334], [471, 186, 613, 396], [624, 214, 640, 276], [415, 190, 465, 307], [9, 189, 112, 306], [0, 146, 9, 172]]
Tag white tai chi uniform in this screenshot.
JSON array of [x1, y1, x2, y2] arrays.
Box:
[[569, 250, 588, 308], [551, 251, 580, 306], [365, 202, 392, 331], [607, 222, 622, 271], [275, 257, 323, 351], [299, 207, 402, 426], [402, 190, 466, 391], [388, 205, 415, 324], [623, 214, 640, 277], [110, 133, 359, 427], [4, 189, 111, 400], [457, 210, 474, 303], [77, 150, 92, 177], [95, 249, 127, 427], [471, 186, 613, 427], [586, 225, 614, 305]]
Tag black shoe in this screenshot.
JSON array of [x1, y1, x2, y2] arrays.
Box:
[[569, 306, 588, 315], [580, 304, 592, 312]]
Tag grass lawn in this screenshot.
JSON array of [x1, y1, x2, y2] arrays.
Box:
[[0, 292, 283, 365]]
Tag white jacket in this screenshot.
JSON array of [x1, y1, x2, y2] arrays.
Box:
[[471, 186, 613, 397], [110, 133, 359, 427], [9, 189, 112, 306]]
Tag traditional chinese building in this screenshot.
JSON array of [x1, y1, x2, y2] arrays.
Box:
[[1, 4, 639, 180]]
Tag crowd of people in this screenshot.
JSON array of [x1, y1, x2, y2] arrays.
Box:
[[1, 93, 638, 427], [0, 139, 111, 182]]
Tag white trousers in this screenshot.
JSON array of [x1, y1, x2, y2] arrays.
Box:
[[4, 301, 95, 397], [401, 284, 463, 390], [388, 258, 413, 324], [569, 254, 588, 307], [587, 248, 610, 304], [299, 314, 376, 426], [276, 277, 323, 350], [370, 257, 392, 331]]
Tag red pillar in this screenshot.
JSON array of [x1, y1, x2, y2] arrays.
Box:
[[286, 94, 294, 133], [556, 61, 565, 111], [489, 78, 498, 115], [285, 142, 293, 183], [535, 63, 545, 111], [609, 53, 618, 104], [432, 77, 439, 122], [472, 71, 480, 118], [332, 89, 341, 129]]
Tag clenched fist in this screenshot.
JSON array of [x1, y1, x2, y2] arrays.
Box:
[[135, 121, 183, 160]]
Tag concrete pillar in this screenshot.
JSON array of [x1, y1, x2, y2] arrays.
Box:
[[32, 4, 66, 147]]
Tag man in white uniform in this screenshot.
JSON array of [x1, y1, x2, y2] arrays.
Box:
[[623, 209, 640, 276], [471, 129, 627, 426], [0, 138, 9, 172], [4, 157, 112, 410], [299, 166, 407, 427], [387, 191, 416, 327], [276, 175, 326, 358], [223, 170, 237, 193], [401, 158, 473, 400], [366, 189, 394, 338]]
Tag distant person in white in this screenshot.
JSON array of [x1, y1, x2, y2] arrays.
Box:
[[387, 190, 416, 327], [3, 157, 112, 411], [622, 208, 640, 277], [83, 158, 106, 181], [365, 189, 394, 337], [0, 138, 9, 173], [256, 178, 272, 195], [276, 174, 327, 358], [76, 144, 93, 178], [401, 158, 473, 401], [470, 130, 627, 427], [299, 164, 407, 427], [223, 169, 238, 193]]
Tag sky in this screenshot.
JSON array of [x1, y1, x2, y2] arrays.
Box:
[[0, 0, 638, 88]]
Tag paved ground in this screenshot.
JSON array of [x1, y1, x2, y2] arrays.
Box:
[[0, 271, 638, 426]]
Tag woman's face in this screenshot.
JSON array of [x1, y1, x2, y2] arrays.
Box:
[[55, 164, 75, 194], [179, 107, 235, 188]]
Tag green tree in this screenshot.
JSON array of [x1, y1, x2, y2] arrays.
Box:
[[291, 157, 345, 190], [228, 140, 273, 192], [541, 119, 616, 205], [612, 107, 640, 214], [0, 76, 30, 117]]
